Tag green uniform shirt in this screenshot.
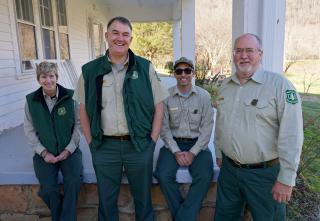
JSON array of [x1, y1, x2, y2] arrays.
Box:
[[161, 85, 214, 156], [214, 68, 304, 186]]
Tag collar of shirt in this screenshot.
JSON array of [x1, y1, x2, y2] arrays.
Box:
[[42, 86, 59, 100], [107, 54, 129, 72], [172, 85, 197, 98], [228, 67, 265, 85]]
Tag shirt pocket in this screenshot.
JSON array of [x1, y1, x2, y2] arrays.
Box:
[[188, 106, 201, 131], [244, 98, 277, 121], [169, 108, 181, 128], [102, 77, 114, 106]]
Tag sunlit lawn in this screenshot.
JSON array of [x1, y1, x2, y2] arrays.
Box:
[[301, 100, 320, 192], [285, 60, 320, 95]]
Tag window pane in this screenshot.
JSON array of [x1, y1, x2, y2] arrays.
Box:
[[18, 23, 37, 61], [57, 0, 67, 26], [40, 0, 53, 27], [59, 33, 70, 60], [15, 0, 34, 22], [42, 29, 56, 59], [22, 61, 33, 70], [15, 0, 22, 19], [44, 8, 49, 26]]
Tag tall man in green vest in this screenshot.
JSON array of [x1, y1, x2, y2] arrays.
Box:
[[73, 16, 168, 221], [24, 61, 83, 221]]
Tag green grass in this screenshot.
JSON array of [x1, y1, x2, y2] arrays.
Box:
[[301, 99, 320, 192], [285, 60, 320, 95], [287, 98, 320, 220]]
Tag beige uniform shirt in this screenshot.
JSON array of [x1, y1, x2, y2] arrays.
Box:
[[214, 68, 303, 186], [24, 87, 80, 155], [161, 85, 214, 156], [73, 57, 168, 135]]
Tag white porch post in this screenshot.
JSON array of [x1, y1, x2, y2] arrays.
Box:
[[173, 20, 182, 61], [180, 0, 195, 62], [232, 0, 286, 73]]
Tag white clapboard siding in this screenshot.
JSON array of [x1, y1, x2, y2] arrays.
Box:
[[0, 0, 16, 81], [0, 74, 34, 87], [0, 13, 9, 24], [0, 77, 35, 97], [0, 0, 8, 6], [0, 67, 15, 76], [0, 90, 32, 107], [0, 74, 36, 132], [0, 84, 36, 106], [0, 41, 12, 50], [0, 5, 9, 16], [0, 97, 25, 117], [0, 59, 14, 68], [0, 50, 14, 59], [0, 32, 11, 41], [0, 23, 10, 32], [68, 0, 92, 74], [0, 108, 24, 132]]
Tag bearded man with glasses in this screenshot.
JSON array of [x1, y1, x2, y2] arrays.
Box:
[[214, 33, 303, 220], [154, 57, 214, 221]]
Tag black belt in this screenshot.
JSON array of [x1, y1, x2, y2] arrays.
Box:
[[173, 137, 198, 142], [104, 135, 131, 141], [226, 156, 279, 169]]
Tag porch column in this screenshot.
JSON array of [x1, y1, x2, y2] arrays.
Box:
[[181, 0, 195, 62], [173, 20, 181, 61], [232, 0, 286, 73]]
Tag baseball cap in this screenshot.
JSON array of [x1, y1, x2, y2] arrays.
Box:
[[173, 57, 194, 70]]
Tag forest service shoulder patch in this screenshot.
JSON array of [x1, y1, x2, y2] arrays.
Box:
[[285, 90, 298, 104]]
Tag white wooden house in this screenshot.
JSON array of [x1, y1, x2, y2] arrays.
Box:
[[0, 0, 286, 134]]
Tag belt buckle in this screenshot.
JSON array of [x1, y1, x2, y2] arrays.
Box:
[[233, 160, 242, 168], [120, 135, 128, 141]]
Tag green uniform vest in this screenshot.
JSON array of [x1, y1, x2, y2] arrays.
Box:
[[26, 84, 75, 156], [82, 49, 155, 152]]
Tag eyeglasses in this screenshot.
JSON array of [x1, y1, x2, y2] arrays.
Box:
[[174, 68, 193, 75], [233, 48, 260, 56]]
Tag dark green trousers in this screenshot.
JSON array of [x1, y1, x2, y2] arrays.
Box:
[[33, 148, 83, 221], [214, 154, 286, 221], [154, 139, 213, 221], [91, 137, 155, 221]]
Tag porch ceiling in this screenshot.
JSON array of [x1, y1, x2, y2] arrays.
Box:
[[103, 0, 178, 7]]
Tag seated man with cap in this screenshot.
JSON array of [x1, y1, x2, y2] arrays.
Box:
[[154, 57, 214, 221]]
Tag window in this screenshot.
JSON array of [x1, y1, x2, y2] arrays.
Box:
[[15, 0, 37, 70], [88, 18, 104, 59], [40, 0, 56, 59], [56, 0, 70, 60], [14, 0, 70, 72]]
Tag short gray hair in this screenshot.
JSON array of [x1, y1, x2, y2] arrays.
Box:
[[107, 16, 132, 31], [234, 33, 262, 50], [36, 61, 58, 80]]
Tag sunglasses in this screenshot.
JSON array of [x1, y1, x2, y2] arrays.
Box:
[[174, 68, 193, 75]]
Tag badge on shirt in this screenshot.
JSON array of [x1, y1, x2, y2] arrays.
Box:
[[285, 90, 298, 104], [131, 71, 139, 79], [251, 99, 258, 106], [57, 107, 67, 116]]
